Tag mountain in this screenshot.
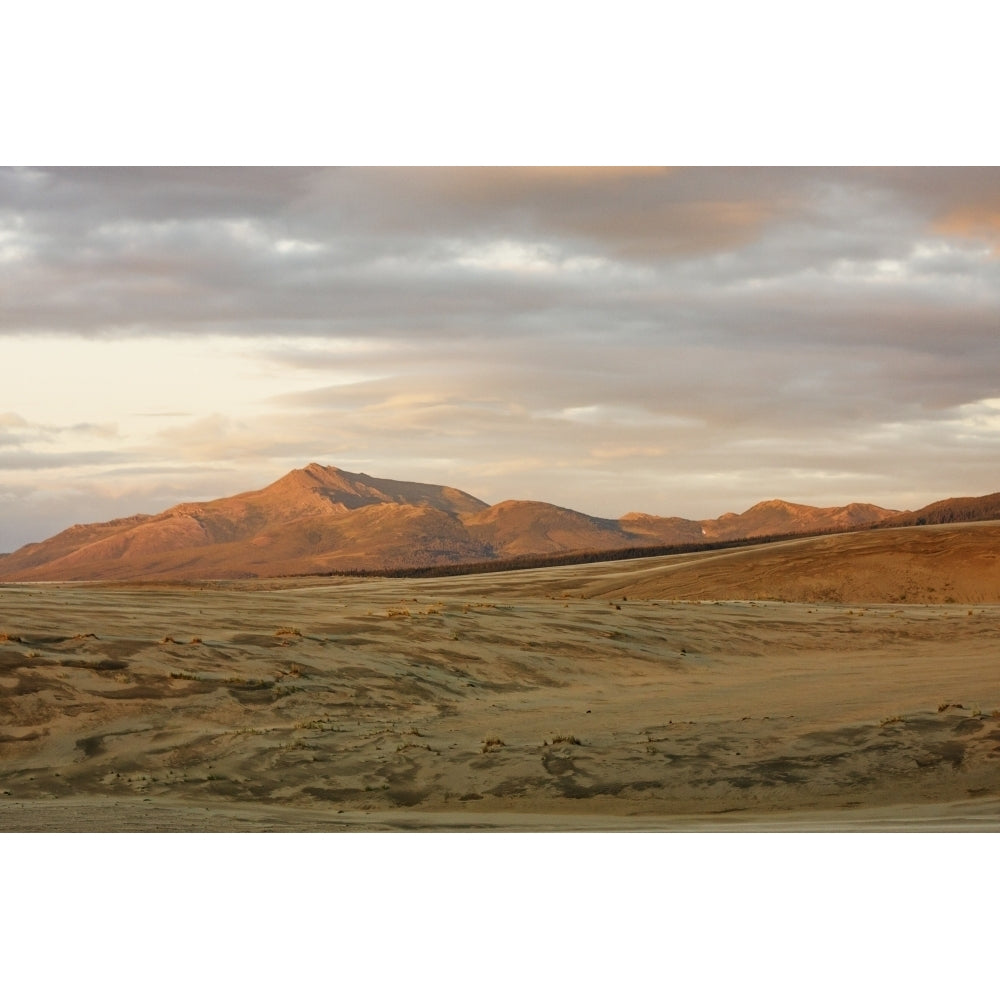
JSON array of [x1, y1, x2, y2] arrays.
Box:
[[699, 499, 896, 539], [0, 465, 491, 581], [874, 492, 1000, 529], [0, 463, 902, 581], [464, 500, 638, 557]]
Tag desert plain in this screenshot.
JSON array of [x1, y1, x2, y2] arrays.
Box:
[[3, 521, 1000, 831]]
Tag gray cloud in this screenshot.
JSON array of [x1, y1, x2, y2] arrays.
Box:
[[4, 167, 995, 342]]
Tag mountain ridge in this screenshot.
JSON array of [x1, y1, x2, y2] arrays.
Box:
[[3, 463, 984, 582]]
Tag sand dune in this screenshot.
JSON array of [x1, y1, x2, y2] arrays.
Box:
[[2, 522, 999, 830]]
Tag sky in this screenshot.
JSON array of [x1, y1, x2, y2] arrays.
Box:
[[2, 165, 1000, 550]]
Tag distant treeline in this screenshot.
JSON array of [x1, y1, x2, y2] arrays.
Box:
[[310, 529, 845, 580]]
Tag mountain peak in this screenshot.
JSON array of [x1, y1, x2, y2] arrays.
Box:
[[264, 464, 489, 516], [744, 499, 802, 514]]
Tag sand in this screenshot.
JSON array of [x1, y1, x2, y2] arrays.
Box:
[[3, 524, 1000, 831]]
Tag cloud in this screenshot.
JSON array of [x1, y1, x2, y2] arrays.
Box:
[[0, 410, 121, 456], [150, 411, 340, 465]]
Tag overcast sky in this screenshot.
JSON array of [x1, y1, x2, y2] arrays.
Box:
[[2, 165, 999, 551]]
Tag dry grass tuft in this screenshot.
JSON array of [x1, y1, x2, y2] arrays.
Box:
[[481, 736, 506, 753]]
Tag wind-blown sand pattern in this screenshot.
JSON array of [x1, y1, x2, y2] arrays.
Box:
[[3, 522, 1000, 830]]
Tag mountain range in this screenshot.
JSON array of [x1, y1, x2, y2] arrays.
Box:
[[0, 462, 993, 582]]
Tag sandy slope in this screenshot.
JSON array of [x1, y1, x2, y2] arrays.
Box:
[[520, 521, 1000, 605], [2, 523, 1000, 831]]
